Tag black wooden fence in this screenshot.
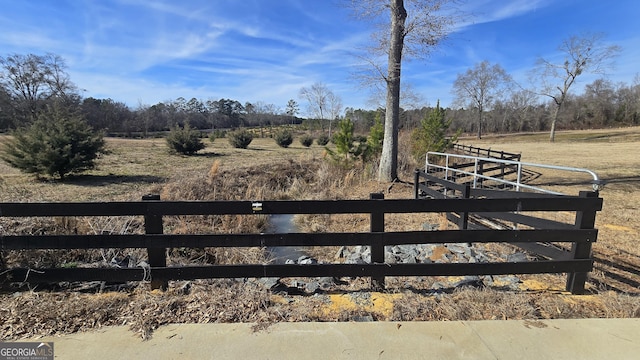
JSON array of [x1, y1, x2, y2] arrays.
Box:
[[414, 169, 601, 294], [1, 187, 601, 294], [452, 144, 521, 162]]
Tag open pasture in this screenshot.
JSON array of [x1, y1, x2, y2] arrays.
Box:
[[1, 128, 639, 339]]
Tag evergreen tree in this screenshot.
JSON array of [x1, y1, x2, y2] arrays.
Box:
[[365, 112, 384, 161], [227, 128, 253, 149], [165, 122, 205, 155], [1, 103, 106, 180], [274, 129, 293, 148], [411, 100, 458, 162], [332, 117, 356, 159], [326, 117, 370, 165]]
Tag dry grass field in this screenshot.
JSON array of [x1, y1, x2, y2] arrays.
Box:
[[1, 128, 639, 340], [459, 127, 640, 295]]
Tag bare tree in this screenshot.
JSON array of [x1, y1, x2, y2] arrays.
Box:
[[299, 82, 330, 120], [327, 92, 343, 136], [299, 82, 342, 135], [0, 53, 78, 123], [366, 82, 427, 111], [452, 60, 513, 139], [505, 89, 538, 132], [532, 33, 621, 142], [349, 0, 461, 182]]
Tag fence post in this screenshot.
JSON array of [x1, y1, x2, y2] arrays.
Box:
[[458, 185, 470, 230], [565, 191, 598, 294], [500, 151, 506, 179], [477, 160, 485, 188], [143, 194, 167, 290], [413, 169, 420, 199], [370, 193, 385, 290]]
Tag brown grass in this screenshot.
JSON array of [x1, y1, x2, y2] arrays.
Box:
[[1, 128, 640, 340], [460, 127, 640, 294]]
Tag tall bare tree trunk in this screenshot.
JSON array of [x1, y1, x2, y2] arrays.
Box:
[[549, 93, 565, 142], [378, 0, 406, 182], [549, 102, 561, 142], [477, 104, 483, 139]]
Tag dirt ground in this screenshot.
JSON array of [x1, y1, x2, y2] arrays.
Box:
[[1, 128, 639, 340]]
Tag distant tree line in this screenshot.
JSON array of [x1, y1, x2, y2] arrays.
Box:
[[448, 77, 640, 135], [2, 52, 639, 139], [0, 53, 302, 136], [343, 75, 640, 138], [83, 97, 302, 137]]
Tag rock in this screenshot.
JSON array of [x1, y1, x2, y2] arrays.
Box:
[[398, 254, 417, 264], [259, 277, 279, 289], [446, 243, 470, 254], [298, 255, 316, 265], [318, 277, 337, 290], [422, 223, 439, 231], [506, 252, 528, 262], [305, 281, 320, 293]]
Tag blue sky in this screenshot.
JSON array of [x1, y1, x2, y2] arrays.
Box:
[[0, 0, 638, 115]]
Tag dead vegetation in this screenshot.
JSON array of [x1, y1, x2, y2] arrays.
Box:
[[1, 128, 640, 340]]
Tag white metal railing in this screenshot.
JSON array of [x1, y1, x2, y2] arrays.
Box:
[[426, 151, 602, 195]]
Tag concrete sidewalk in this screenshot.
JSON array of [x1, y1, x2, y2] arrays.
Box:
[[17, 318, 640, 359]]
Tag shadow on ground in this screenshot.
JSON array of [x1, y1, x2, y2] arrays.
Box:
[[65, 174, 165, 186]]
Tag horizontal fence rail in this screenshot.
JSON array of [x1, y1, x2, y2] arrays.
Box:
[[414, 167, 602, 294], [1, 188, 602, 294], [426, 150, 603, 195], [452, 144, 522, 162]]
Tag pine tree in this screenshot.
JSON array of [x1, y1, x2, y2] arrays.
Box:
[[1, 103, 106, 180], [411, 100, 459, 162], [365, 112, 384, 161], [165, 122, 206, 155]]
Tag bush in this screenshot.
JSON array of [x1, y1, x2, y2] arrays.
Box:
[[165, 122, 206, 155], [1, 104, 106, 180], [228, 128, 253, 149], [316, 134, 330, 146], [274, 129, 293, 148], [299, 134, 314, 147], [211, 129, 226, 139]]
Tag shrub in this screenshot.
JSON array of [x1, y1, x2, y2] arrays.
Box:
[[316, 133, 330, 146], [211, 129, 226, 139], [228, 128, 253, 149], [165, 122, 206, 155], [1, 103, 106, 180], [299, 134, 314, 147], [274, 129, 293, 148]]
